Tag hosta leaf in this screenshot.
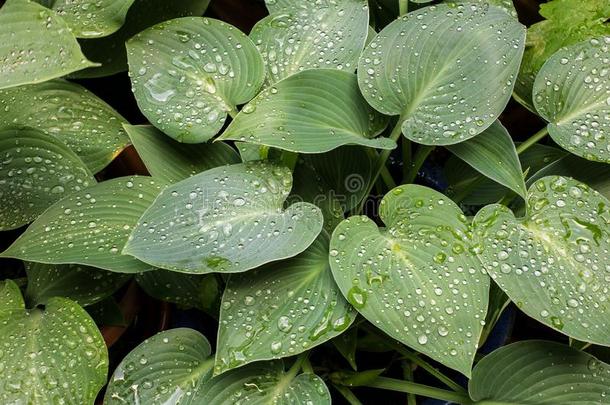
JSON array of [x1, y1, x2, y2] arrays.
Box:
[[470, 340, 610, 404], [533, 37, 610, 163], [329, 185, 489, 376], [529, 154, 610, 200], [446, 120, 526, 200], [35, 0, 135, 38], [215, 233, 356, 374], [515, 0, 610, 110], [105, 328, 330, 404], [0, 280, 108, 404], [0, 79, 130, 173], [25, 262, 130, 307], [250, 0, 368, 84], [124, 162, 323, 274], [0, 0, 95, 89], [1, 176, 167, 273], [0, 127, 94, 231], [202, 362, 331, 404], [443, 0, 517, 18], [473, 176, 610, 345], [127, 17, 265, 143], [136, 270, 220, 312], [218, 69, 394, 153], [73, 0, 211, 78], [357, 3, 525, 145], [124, 124, 240, 183]]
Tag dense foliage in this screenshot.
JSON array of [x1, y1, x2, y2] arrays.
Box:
[[0, 0, 609, 403]]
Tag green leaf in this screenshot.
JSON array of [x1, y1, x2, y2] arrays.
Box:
[[1, 176, 167, 273], [445, 143, 567, 206], [515, 0, 610, 110], [528, 154, 610, 200], [0, 278, 25, 310], [136, 270, 220, 313], [215, 232, 356, 374], [357, 3, 525, 145], [446, 120, 526, 200], [124, 124, 240, 183], [0, 79, 130, 173], [250, 0, 368, 84], [25, 262, 130, 307], [127, 17, 265, 143], [86, 296, 126, 326], [35, 0, 135, 38], [332, 327, 358, 370], [235, 142, 272, 162], [0, 127, 95, 231], [105, 328, 331, 404], [0, 0, 95, 89], [124, 162, 323, 274], [533, 37, 610, 163], [218, 69, 394, 153], [470, 340, 610, 404], [473, 176, 610, 345], [443, 0, 517, 18], [329, 185, 490, 376], [0, 280, 108, 404], [72, 0, 211, 78]]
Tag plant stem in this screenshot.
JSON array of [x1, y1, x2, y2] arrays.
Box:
[[367, 149, 397, 190], [399, 0, 409, 15], [402, 137, 412, 180], [333, 384, 364, 405], [362, 324, 465, 393], [227, 106, 238, 119], [362, 376, 472, 404], [354, 117, 405, 214], [301, 356, 314, 374], [402, 361, 417, 405], [404, 144, 434, 184], [515, 127, 548, 155], [287, 352, 308, 379]]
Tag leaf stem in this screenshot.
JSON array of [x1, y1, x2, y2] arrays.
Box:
[[402, 361, 417, 405], [515, 127, 548, 155], [301, 355, 315, 374], [361, 376, 472, 403], [287, 352, 308, 379], [333, 384, 364, 405], [227, 106, 239, 119], [362, 324, 465, 393], [399, 0, 409, 15], [354, 117, 405, 214], [402, 137, 412, 180], [404, 144, 434, 184]]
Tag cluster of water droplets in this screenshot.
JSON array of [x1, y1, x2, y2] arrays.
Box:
[[0, 130, 93, 230], [474, 176, 610, 342], [251, 0, 368, 83], [357, 3, 523, 145], [128, 17, 263, 142], [52, 0, 124, 37], [534, 37, 610, 163]]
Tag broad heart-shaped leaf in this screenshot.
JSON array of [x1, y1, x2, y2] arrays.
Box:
[[473, 176, 610, 345], [534, 37, 610, 163], [1, 176, 167, 273], [446, 120, 526, 200], [127, 17, 265, 143], [25, 262, 130, 307], [0, 127, 95, 231], [73, 0, 210, 78], [445, 143, 567, 206], [34, 0, 135, 38], [124, 162, 323, 274], [470, 340, 610, 404], [105, 328, 331, 404], [0, 0, 95, 90], [218, 69, 394, 153], [357, 3, 525, 146], [0, 279, 108, 404], [0, 79, 130, 173], [514, 0, 610, 111], [136, 270, 220, 313], [329, 185, 490, 376], [443, 0, 517, 18], [124, 124, 240, 183], [215, 232, 356, 374], [250, 0, 368, 84]]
